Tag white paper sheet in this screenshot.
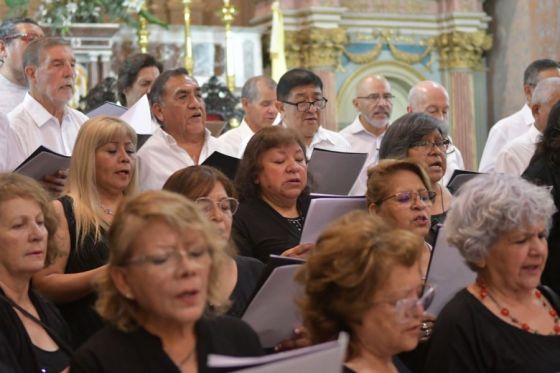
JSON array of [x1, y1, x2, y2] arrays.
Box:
[[241, 264, 303, 348], [426, 225, 477, 315], [308, 148, 367, 195], [14, 146, 71, 181], [208, 332, 349, 373], [119, 95, 153, 135], [300, 197, 366, 244]]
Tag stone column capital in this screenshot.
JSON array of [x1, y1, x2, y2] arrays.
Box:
[[285, 27, 347, 70], [436, 30, 492, 70]]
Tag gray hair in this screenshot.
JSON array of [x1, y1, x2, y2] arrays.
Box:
[[445, 173, 556, 271], [379, 112, 447, 160], [532, 77, 560, 105], [241, 75, 277, 102], [23, 37, 71, 71], [524, 59, 560, 87]]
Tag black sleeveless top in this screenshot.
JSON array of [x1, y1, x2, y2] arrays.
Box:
[[57, 195, 108, 348]]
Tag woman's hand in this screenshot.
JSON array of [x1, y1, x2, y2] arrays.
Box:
[[274, 327, 311, 352], [281, 243, 314, 259]]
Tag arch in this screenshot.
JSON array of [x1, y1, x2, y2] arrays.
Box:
[[337, 60, 427, 129]]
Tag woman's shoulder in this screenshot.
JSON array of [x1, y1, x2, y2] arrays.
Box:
[[235, 256, 265, 274], [198, 314, 263, 356]]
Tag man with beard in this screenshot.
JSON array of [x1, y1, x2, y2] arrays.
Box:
[[407, 80, 465, 185], [7, 37, 87, 194], [340, 75, 393, 195]]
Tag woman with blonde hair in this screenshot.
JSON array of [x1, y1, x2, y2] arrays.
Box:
[[33, 116, 138, 347], [71, 191, 262, 372]]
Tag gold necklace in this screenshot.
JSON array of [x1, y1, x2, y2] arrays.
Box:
[[177, 346, 196, 369]]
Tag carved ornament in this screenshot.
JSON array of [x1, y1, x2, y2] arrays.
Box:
[[436, 31, 493, 70], [285, 27, 347, 69]]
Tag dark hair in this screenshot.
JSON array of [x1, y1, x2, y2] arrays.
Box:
[[163, 165, 236, 200], [117, 53, 163, 106], [532, 100, 560, 164], [148, 67, 189, 124], [0, 17, 39, 42], [379, 112, 447, 160], [242, 75, 277, 102], [524, 59, 560, 86], [276, 68, 323, 101], [23, 37, 70, 71], [235, 126, 309, 202]]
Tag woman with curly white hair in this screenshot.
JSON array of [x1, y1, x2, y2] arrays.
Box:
[[423, 173, 560, 372]]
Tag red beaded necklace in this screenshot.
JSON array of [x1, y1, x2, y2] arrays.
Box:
[[477, 280, 560, 335]]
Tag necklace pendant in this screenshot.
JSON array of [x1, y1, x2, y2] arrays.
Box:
[[500, 308, 510, 317], [521, 323, 530, 331], [554, 325, 560, 334]]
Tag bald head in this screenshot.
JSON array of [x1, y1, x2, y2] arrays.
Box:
[[407, 80, 450, 122], [352, 75, 393, 131]]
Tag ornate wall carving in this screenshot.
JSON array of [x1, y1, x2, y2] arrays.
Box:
[[436, 31, 493, 70], [285, 27, 346, 69]]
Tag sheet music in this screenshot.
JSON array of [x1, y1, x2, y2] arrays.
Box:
[[308, 148, 367, 195]]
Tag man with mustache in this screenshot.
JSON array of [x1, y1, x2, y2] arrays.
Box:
[[340, 75, 392, 195], [137, 68, 234, 191], [407, 80, 465, 185], [276, 68, 350, 159], [7, 37, 87, 194]]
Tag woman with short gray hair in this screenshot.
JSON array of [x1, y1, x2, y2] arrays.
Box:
[[423, 173, 560, 372]]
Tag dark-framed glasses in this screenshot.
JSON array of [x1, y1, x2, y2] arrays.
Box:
[[280, 98, 328, 112], [3, 32, 42, 43], [125, 247, 210, 270], [410, 138, 451, 153], [380, 190, 436, 205], [356, 93, 395, 104], [195, 197, 239, 215]]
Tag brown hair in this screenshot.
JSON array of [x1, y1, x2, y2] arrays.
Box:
[[96, 190, 227, 331], [0, 173, 58, 266], [163, 165, 236, 200], [297, 211, 423, 359], [235, 126, 308, 202], [366, 159, 432, 207]]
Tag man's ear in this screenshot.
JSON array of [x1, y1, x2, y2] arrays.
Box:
[[523, 84, 533, 104], [0, 40, 7, 59], [531, 102, 540, 122], [24, 65, 36, 84], [241, 97, 250, 111], [352, 98, 359, 110], [368, 202, 378, 215], [151, 102, 164, 124], [275, 100, 284, 114], [406, 105, 413, 113]]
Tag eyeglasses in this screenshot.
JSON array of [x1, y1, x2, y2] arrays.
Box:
[[280, 98, 328, 112], [410, 139, 451, 153], [2, 32, 42, 43], [195, 197, 239, 215], [355, 93, 395, 104], [380, 190, 436, 205], [125, 247, 210, 271], [372, 284, 436, 323]]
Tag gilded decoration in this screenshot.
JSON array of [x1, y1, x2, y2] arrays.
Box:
[[343, 30, 435, 69], [436, 31, 493, 70], [340, 0, 432, 13], [285, 28, 347, 69]]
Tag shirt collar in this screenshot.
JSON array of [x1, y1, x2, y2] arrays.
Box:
[[23, 93, 68, 128]]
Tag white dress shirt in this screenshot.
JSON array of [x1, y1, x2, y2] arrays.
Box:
[[494, 124, 541, 176], [0, 112, 8, 172], [339, 115, 385, 196], [137, 127, 234, 191], [479, 104, 533, 173], [7, 93, 88, 170], [0, 74, 27, 115], [307, 126, 351, 159], [219, 119, 254, 158], [443, 139, 465, 186]]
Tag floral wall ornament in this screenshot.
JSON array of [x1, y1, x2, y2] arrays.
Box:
[[35, 0, 168, 35]]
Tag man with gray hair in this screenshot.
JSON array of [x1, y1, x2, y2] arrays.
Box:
[[219, 75, 278, 156], [495, 77, 560, 176], [7, 37, 87, 193], [340, 75, 393, 195], [407, 80, 465, 185], [480, 59, 560, 172], [0, 17, 44, 114]]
